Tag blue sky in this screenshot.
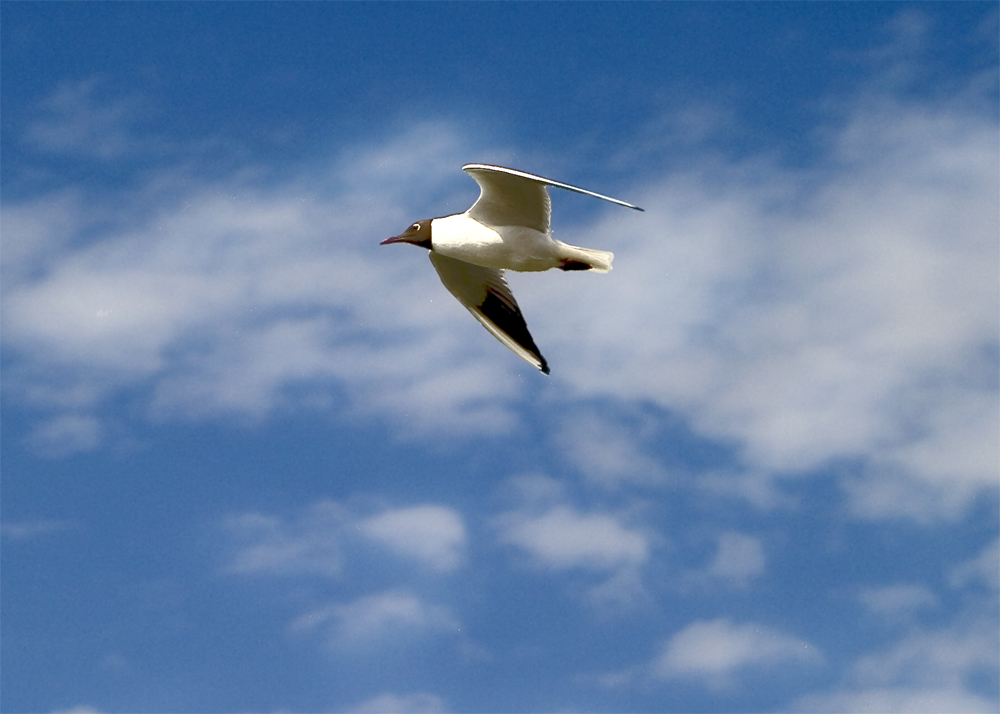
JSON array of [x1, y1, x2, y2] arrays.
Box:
[[1, 3, 997, 713]]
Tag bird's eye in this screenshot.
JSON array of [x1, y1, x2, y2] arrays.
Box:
[[412, 223, 421, 231]]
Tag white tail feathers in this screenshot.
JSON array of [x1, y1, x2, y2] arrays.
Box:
[[560, 244, 614, 273]]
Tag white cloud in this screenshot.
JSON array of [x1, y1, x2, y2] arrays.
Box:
[[497, 505, 649, 572], [2, 128, 528, 438], [858, 584, 938, 620], [224, 500, 467, 577], [585, 567, 648, 609], [26, 77, 140, 160], [950, 538, 1000, 591], [0, 190, 85, 285], [498, 473, 567, 506], [707, 532, 765, 585], [789, 617, 999, 713], [554, 409, 665, 488], [360, 504, 466, 572], [344, 692, 447, 714], [851, 621, 997, 690], [1, 519, 75, 541], [223, 501, 466, 653], [790, 687, 996, 714], [25, 414, 102, 457], [494, 498, 651, 606], [223, 500, 348, 577], [3, 67, 996, 523], [792, 532, 999, 714], [844, 389, 1000, 523], [653, 618, 822, 687], [292, 590, 459, 647], [535, 82, 998, 520]]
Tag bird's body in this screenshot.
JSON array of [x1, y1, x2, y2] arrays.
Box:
[[429, 214, 612, 273], [381, 164, 642, 373]]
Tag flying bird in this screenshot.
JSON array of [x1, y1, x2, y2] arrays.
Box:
[[381, 164, 643, 374]]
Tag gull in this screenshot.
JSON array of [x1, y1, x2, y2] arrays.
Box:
[[381, 164, 643, 374]]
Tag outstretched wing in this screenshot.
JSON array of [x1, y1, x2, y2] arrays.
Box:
[[463, 164, 643, 233], [428, 251, 549, 374]]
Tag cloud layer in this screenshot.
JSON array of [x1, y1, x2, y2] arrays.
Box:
[[4, 67, 995, 524], [653, 618, 822, 687]]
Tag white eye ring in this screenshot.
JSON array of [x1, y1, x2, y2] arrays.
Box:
[[412, 223, 421, 230]]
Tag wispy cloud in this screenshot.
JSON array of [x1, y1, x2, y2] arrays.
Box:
[[3, 56, 996, 524], [292, 590, 460, 648], [225, 500, 467, 654], [706, 531, 766, 586], [1, 519, 75, 541], [652, 618, 823, 688], [223, 499, 466, 577], [26, 77, 141, 161], [540, 79, 998, 521], [791, 619, 999, 713], [223, 502, 348, 577], [342, 691, 447, 714], [360, 504, 466, 573], [790, 687, 996, 714], [858, 584, 938, 621], [554, 408, 666, 489], [2, 121, 528, 442], [24, 414, 102, 458], [949, 538, 1000, 591], [495, 499, 651, 607], [497, 504, 649, 572], [851, 621, 997, 690], [792, 548, 999, 714]]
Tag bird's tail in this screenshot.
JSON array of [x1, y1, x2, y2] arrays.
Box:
[[557, 243, 614, 273]]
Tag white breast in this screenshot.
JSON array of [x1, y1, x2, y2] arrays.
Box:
[[431, 214, 562, 272]]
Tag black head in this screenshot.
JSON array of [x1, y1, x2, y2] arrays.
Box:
[[381, 219, 433, 249]]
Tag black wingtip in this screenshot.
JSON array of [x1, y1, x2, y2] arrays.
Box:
[[540, 361, 551, 375]]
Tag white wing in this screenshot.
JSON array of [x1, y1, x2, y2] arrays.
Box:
[[463, 164, 643, 232], [428, 251, 549, 374]]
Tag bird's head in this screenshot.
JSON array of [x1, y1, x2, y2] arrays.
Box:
[[381, 219, 432, 249]]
